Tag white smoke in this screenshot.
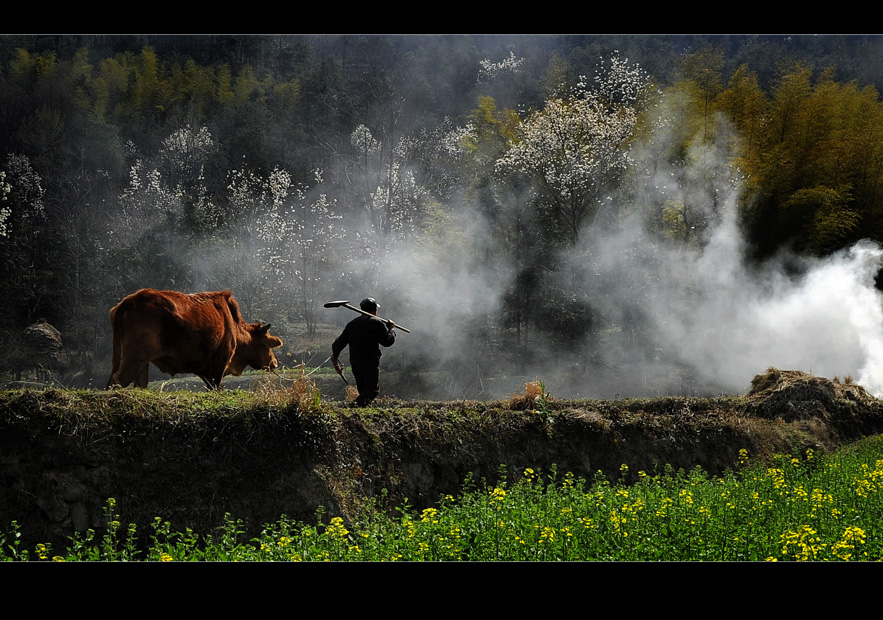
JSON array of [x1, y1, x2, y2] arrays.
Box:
[[655, 214, 883, 395], [566, 120, 883, 397]]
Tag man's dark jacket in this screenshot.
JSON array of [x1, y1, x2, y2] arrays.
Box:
[[332, 314, 395, 366]]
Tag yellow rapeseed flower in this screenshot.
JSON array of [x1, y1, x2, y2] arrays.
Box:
[[779, 525, 824, 561], [328, 516, 349, 538], [768, 468, 786, 489], [831, 526, 867, 561], [539, 526, 556, 543], [854, 479, 873, 498], [421, 508, 439, 523]]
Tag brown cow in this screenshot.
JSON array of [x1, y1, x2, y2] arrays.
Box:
[[106, 289, 283, 390]]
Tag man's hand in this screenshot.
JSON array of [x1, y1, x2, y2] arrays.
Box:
[[331, 356, 343, 374], [386, 320, 395, 330]]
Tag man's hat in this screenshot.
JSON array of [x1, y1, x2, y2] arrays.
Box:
[[360, 297, 378, 312]]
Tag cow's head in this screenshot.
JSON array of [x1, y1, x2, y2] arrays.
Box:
[[227, 322, 284, 376]]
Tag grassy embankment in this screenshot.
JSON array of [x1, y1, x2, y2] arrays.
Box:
[[2, 368, 883, 560]]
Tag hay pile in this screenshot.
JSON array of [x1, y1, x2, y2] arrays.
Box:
[[24, 323, 65, 364], [746, 367, 877, 421]]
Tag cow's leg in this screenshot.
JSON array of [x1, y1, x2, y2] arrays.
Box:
[[107, 355, 136, 388], [107, 307, 121, 389], [204, 347, 233, 390], [114, 357, 146, 388], [107, 370, 128, 388], [135, 363, 149, 388], [106, 354, 121, 388]]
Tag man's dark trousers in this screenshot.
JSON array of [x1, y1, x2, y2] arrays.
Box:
[[352, 364, 380, 405]]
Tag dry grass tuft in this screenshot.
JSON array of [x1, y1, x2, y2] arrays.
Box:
[[346, 385, 359, 402], [507, 380, 545, 411], [252, 364, 323, 413]]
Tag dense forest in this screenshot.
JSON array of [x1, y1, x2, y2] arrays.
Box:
[[4, 34, 883, 398]]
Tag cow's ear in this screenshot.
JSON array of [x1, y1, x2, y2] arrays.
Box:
[[257, 322, 271, 334]]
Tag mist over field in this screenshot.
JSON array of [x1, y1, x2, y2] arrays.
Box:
[[3, 35, 883, 398], [358, 123, 883, 398]]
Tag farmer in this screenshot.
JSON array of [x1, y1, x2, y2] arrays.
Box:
[[331, 297, 396, 406]]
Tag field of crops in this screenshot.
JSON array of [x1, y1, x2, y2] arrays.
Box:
[[5, 434, 881, 561]]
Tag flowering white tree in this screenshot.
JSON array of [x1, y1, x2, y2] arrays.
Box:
[[348, 123, 431, 240], [0, 154, 46, 246], [256, 169, 343, 333], [117, 125, 222, 244], [496, 53, 650, 244], [104, 126, 225, 295], [0, 154, 45, 238], [161, 125, 214, 180], [0, 154, 49, 330], [478, 51, 525, 82], [0, 171, 13, 238], [227, 166, 291, 220]]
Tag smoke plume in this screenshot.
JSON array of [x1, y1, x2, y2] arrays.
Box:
[[358, 118, 883, 399]]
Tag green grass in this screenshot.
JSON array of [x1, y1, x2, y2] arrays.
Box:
[[5, 435, 883, 561]]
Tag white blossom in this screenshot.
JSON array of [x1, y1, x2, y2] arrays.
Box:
[[351, 124, 380, 156], [0, 155, 45, 239], [0, 171, 11, 238], [254, 168, 343, 332], [161, 125, 214, 169], [496, 53, 650, 243], [479, 51, 525, 82]]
